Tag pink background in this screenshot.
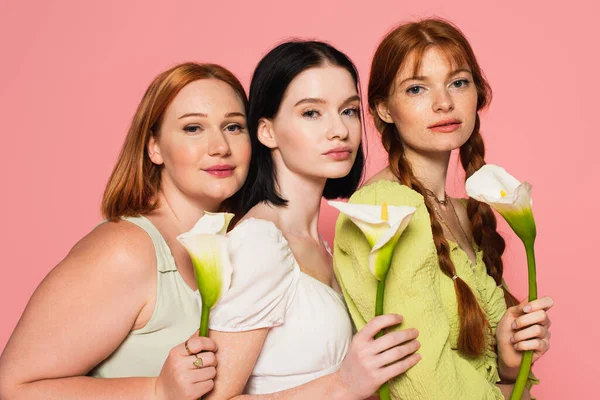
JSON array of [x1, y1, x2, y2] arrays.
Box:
[[1, 0, 598, 397]]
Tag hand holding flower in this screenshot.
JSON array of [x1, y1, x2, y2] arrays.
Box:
[[176, 212, 233, 400], [154, 332, 218, 400], [496, 297, 554, 381], [466, 164, 552, 399], [334, 314, 421, 400], [329, 200, 416, 400]]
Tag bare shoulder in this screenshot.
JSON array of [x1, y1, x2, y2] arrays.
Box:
[[54, 219, 157, 284], [28, 218, 159, 334], [237, 203, 279, 226], [0, 219, 160, 383]]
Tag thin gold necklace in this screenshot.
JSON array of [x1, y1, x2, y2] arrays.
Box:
[[448, 199, 472, 247], [424, 188, 449, 205], [428, 192, 472, 248]]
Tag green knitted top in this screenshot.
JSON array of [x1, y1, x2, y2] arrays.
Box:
[[333, 180, 538, 399]]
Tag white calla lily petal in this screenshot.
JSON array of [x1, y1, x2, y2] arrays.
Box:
[[187, 212, 235, 236], [177, 212, 234, 309], [466, 164, 536, 242], [372, 211, 414, 251], [329, 201, 387, 246], [329, 200, 416, 280], [514, 182, 533, 208], [328, 201, 387, 224], [466, 164, 521, 202], [177, 234, 232, 309]]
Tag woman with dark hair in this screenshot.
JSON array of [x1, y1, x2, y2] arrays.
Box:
[[0, 63, 251, 400], [204, 41, 420, 399], [333, 19, 554, 399]]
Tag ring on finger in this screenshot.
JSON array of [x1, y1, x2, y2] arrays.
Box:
[[193, 354, 204, 369], [184, 340, 195, 356]]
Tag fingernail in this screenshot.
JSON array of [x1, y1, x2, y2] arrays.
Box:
[[415, 341, 421, 348], [514, 344, 519, 350], [511, 321, 517, 329], [416, 354, 422, 360], [510, 336, 515, 344], [524, 305, 531, 313]]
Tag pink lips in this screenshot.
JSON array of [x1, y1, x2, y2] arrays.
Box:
[[428, 119, 462, 133], [204, 164, 235, 178], [323, 146, 353, 161]]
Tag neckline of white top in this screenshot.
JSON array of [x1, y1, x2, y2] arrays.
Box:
[[233, 217, 344, 300]]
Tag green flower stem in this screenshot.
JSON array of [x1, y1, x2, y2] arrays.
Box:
[[510, 240, 537, 400], [200, 303, 210, 337], [525, 240, 538, 302], [197, 303, 211, 400], [376, 274, 390, 400]]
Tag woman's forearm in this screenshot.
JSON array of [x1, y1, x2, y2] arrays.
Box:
[[227, 371, 356, 400], [0, 376, 157, 400]]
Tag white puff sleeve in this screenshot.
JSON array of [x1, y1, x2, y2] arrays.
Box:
[[209, 219, 300, 332]]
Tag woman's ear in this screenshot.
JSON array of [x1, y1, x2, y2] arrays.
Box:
[[257, 118, 278, 149], [375, 99, 394, 124], [147, 134, 164, 165]]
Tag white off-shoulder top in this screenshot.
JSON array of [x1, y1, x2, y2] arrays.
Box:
[[209, 218, 353, 394]]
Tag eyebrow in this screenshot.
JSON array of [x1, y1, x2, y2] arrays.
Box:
[[398, 68, 473, 86], [178, 111, 245, 119], [294, 98, 326, 107], [342, 95, 361, 105], [294, 95, 361, 107], [225, 112, 245, 118], [178, 112, 207, 119]]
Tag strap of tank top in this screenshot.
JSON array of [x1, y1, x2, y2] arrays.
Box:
[[119, 216, 178, 273]]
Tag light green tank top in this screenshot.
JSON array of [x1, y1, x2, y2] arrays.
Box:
[[89, 216, 201, 378]]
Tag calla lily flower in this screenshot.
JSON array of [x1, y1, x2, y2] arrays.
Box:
[[465, 164, 536, 242], [328, 200, 416, 280], [329, 200, 415, 400], [177, 212, 234, 336], [466, 165, 538, 400]]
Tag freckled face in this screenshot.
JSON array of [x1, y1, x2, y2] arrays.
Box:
[[381, 47, 478, 155]]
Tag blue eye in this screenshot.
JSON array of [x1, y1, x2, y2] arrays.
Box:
[[183, 125, 202, 134], [406, 86, 424, 95], [342, 107, 359, 118], [452, 79, 470, 88], [225, 124, 244, 134], [303, 109, 321, 119]]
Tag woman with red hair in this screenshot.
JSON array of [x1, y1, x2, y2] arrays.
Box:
[[0, 63, 252, 400], [333, 19, 554, 399]]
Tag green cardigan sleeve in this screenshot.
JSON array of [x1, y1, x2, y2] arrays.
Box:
[[332, 180, 504, 400]]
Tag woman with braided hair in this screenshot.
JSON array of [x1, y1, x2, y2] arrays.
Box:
[[332, 19, 554, 399]]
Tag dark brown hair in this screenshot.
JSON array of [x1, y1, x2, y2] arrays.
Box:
[[368, 19, 518, 357]]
